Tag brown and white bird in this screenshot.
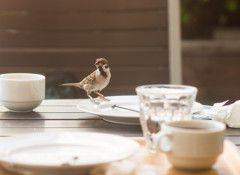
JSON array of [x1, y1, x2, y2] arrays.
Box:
[[60, 58, 111, 104]]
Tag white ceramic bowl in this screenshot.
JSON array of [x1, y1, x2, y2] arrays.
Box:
[[0, 73, 45, 112]]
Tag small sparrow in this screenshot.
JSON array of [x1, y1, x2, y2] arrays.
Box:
[[60, 58, 111, 104]]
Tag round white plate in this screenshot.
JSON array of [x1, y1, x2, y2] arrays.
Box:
[[0, 132, 139, 175], [77, 95, 203, 125]]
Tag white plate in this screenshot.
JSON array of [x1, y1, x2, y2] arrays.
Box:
[[0, 132, 139, 175], [77, 95, 203, 125]]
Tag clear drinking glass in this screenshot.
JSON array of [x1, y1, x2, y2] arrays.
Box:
[[136, 84, 198, 153]]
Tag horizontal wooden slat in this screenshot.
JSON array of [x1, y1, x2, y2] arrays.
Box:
[[0, 30, 168, 47], [0, 47, 167, 53], [0, 48, 168, 67], [226, 128, 240, 136], [0, 66, 169, 84], [111, 68, 169, 85], [0, 11, 167, 30], [0, 0, 167, 11], [0, 127, 143, 137], [100, 86, 139, 96], [57, 85, 162, 97], [182, 40, 240, 55], [0, 119, 142, 128], [0, 106, 86, 113], [57, 85, 157, 97], [0, 112, 99, 119]]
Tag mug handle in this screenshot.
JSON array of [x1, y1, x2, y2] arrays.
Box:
[[156, 132, 172, 153]]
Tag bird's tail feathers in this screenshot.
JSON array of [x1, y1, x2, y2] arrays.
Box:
[[60, 83, 79, 87]]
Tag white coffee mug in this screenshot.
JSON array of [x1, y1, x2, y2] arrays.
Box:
[[0, 73, 45, 112], [156, 120, 226, 170]]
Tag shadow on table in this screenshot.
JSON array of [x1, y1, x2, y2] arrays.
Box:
[[0, 111, 44, 119], [166, 167, 219, 175], [0, 112, 45, 129]]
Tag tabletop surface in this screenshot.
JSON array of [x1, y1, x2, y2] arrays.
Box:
[[0, 99, 240, 150]]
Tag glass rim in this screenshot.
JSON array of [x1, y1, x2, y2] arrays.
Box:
[[135, 84, 197, 95]]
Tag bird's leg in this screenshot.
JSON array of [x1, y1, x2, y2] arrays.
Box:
[[94, 91, 110, 101], [87, 92, 99, 104]]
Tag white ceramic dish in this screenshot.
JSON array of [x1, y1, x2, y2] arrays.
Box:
[[0, 73, 45, 112], [77, 95, 203, 125], [0, 132, 139, 175]]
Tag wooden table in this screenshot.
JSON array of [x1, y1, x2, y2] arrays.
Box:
[[0, 99, 143, 138], [0, 99, 240, 148], [1, 99, 240, 175]]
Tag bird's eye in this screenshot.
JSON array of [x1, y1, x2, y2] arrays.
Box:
[[105, 65, 109, 69]]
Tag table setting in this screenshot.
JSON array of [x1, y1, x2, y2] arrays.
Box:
[[0, 71, 240, 175], [76, 95, 204, 125]]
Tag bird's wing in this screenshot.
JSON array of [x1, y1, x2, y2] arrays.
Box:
[[88, 71, 97, 82], [79, 71, 96, 86]]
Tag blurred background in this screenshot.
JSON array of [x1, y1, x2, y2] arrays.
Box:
[[0, 0, 239, 105], [181, 0, 240, 104]]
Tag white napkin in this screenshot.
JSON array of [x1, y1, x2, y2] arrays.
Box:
[[208, 100, 240, 128]]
